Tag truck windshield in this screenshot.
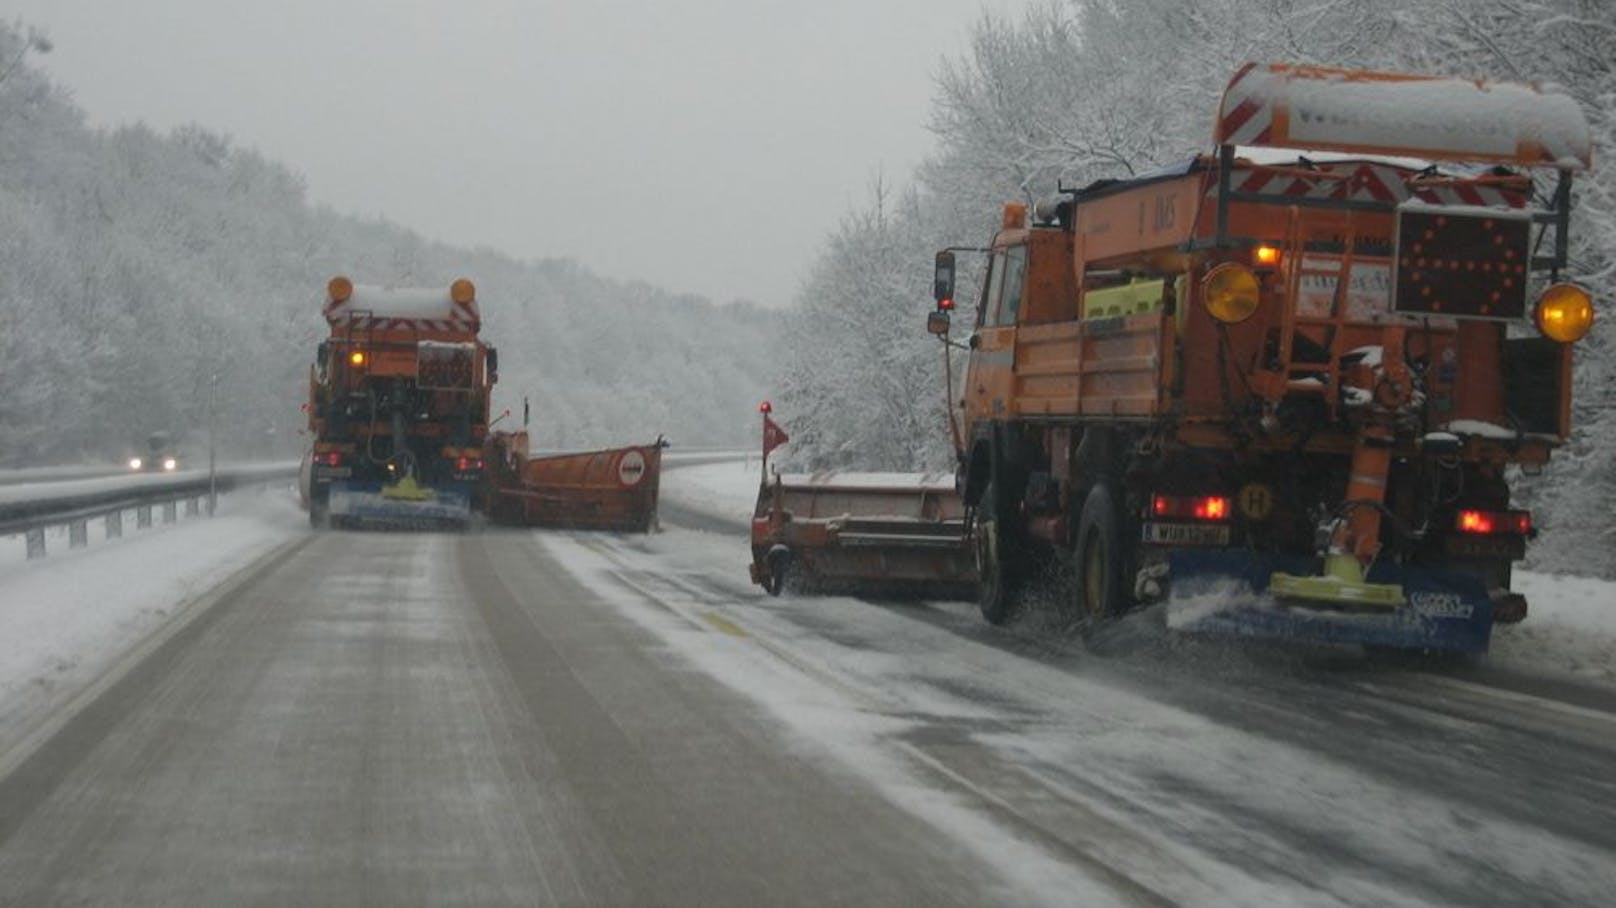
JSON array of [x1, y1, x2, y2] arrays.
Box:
[[999, 246, 1027, 325]]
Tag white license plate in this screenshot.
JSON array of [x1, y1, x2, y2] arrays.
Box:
[[1141, 522, 1231, 546]]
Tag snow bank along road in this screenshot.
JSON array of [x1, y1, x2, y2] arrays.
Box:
[[0, 466, 1612, 906]]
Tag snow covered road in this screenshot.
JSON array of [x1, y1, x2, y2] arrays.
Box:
[[0, 461, 1611, 905], [0, 501, 1071, 906]]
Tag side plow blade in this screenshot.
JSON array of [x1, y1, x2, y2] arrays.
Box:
[[749, 472, 976, 599], [1165, 550, 1495, 653], [486, 432, 664, 532]]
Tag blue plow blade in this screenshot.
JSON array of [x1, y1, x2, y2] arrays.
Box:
[[328, 481, 473, 524], [1165, 550, 1495, 653]]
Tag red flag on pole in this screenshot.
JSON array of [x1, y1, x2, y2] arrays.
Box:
[[762, 415, 790, 458]]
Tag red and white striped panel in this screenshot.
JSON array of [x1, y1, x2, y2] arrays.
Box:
[[332, 314, 479, 334], [1216, 62, 1278, 147], [324, 298, 481, 333], [1216, 161, 1526, 209]]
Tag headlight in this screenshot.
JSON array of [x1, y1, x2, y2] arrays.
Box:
[[1533, 283, 1594, 343], [163, 458, 178, 471], [1202, 262, 1261, 324], [129, 457, 143, 470]]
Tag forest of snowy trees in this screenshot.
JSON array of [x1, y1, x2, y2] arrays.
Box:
[[0, 21, 779, 466], [778, 0, 1615, 575]]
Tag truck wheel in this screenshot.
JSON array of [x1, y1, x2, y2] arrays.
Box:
[[1073, 483, 1128, 619], [309, 488, 330, 529], [764, 548, 791, 597], [974, 481, 1021, 624]]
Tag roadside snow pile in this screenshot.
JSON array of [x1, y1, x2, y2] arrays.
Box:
[[1488, 572, 1616, 683], [0, 493, 303, 748], [661, 458, 761, 524]]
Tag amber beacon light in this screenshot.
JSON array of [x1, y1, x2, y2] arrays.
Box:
[[1202, 262, 1261, 324], [1533, 283, 1594, 343]]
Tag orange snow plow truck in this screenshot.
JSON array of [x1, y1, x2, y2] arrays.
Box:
[[918, 63, 1596, 653], [302, 276, 663, 530]]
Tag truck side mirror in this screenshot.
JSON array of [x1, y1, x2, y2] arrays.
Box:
[[927, 311, 951, 336], [934, 251, 956, 305], [486, 347, 499, 384]]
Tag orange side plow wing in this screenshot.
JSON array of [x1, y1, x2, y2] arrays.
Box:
[[486, 432, 664, 532]]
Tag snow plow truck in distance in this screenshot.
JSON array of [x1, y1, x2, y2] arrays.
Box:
[[305, 276, 494, 528], [923, 62, 1595, 653], [304, 276, 665, 531]]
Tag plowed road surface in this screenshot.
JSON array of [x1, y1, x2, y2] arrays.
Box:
[[2, 515, 1613, 906]]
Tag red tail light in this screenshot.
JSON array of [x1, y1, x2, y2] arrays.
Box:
[[1457, 509, 1532, 536], [1151, 495, 1231, 521], [316, 451, 344, 467], [456, 456, 484, 472]]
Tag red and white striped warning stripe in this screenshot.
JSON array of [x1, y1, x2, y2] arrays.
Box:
[[324, 297, 481, 333], [1216, 62, 1278, 146], [1216, 161, 1526, 208]]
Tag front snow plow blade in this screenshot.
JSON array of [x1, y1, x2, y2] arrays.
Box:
[[485, 432, 664, 532], [749, 472, 975, 598], [327, 479, 474, 528], [1164, 550, 1496, 653]]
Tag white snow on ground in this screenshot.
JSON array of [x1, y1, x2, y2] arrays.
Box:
[[0, 469, 214, 506], [0, 465, 124, 487], [0, 461, 299, 507], [1491, 572, 1616, 682], [660, 457, 765, 523], [0, 489, 303, 747], [659, 460, 1616, 682]]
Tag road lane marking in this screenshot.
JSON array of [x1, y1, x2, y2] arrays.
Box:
[[700, 611, 748, 637]]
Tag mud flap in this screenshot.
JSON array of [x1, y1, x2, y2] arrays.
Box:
[[1164, 550, 1495, 653], [328, 481, 473, 525]]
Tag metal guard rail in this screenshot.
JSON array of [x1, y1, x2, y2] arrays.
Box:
[[0, 464, 298, 559]]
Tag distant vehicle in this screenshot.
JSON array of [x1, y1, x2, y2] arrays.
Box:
[[304, 275, 664, 530], [128, 432, 180, 472]]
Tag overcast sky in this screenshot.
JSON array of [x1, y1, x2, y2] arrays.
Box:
[[8, 0, 1014, 308]]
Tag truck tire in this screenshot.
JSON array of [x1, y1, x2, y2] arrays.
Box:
[[1073, 482, 1128, 619], [974, 480, 1021, 624], [764, 548, 791, 597]]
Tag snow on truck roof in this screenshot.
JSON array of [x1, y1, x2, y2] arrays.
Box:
[[1217, 62, 1592, 171], [346, 285, 459, 316]]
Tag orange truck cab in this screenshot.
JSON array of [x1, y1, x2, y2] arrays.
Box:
[[929, 63, 1595, 652]]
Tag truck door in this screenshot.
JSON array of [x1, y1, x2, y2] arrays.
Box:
[[964, 243, 1027, 425]]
